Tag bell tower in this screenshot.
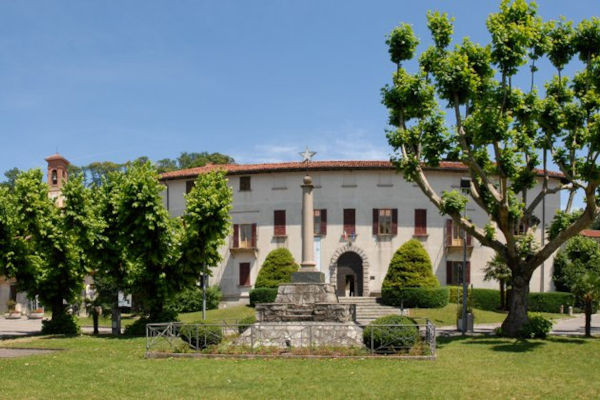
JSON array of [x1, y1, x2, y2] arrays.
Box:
[[45, 153, 70, 207]]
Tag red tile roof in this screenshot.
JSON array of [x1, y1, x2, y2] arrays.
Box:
[[44, 153, 70, 164], [159, 160, 564, 181], [581, 229, 600, 238]]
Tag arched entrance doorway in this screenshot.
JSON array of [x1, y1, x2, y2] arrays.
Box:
[[336, 252, 363, 297]]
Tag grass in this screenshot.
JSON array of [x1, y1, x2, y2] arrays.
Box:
[[0, 333, 598, 399]]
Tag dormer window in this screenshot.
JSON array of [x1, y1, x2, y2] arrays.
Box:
[[51, 170, 58, 185]]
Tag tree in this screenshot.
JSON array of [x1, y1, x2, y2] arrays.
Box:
[[572, 270, 600, 337], [255, 248, 299, 288], [483, 254, 512, 310], [1, 168, 21, 191], [553, 235, 600, 292], [177, 152, 234, 170], [383, 1, 600, 336], [382, 239, 439, 290]]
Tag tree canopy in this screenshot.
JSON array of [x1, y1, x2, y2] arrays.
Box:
[[383, 1, 600, 336]]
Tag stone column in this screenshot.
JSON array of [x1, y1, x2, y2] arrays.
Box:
[[301, 174, 316, 270]]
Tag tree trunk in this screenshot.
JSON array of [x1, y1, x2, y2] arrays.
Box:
[[499, 281, 506, 311], [585, 298, 592, 338], [92, 310, 99, 335], [111, 292, 121, 336], [51, 298, 66, 321], [501, 275, 530, 337]]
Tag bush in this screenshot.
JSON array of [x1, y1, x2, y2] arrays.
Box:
[[363, 315, 420, 352], [381, 286, 449, 308], [41, 313, 80, 335], [238, 315, 257, 334], [528, 291, 574, 313], [519, 313, 553, 339], [255, 248, 299, 288], [169, 286, 222, 313], [249, 287, 278, 307], [180, 323, 223, 349], [382, 239, 439, 292], [124, 309, 179, 336]]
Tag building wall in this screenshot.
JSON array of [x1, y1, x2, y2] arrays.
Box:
[[164, 168, 561, 303]]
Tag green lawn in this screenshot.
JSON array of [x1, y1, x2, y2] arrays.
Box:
[[0, 333, 598, 399]]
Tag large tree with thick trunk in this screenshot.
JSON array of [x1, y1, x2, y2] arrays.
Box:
[[383, 1, 600, 336]]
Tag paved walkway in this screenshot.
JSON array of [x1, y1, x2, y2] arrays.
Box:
[[0, 317, 114, 338], [438, 314, 600, 336]]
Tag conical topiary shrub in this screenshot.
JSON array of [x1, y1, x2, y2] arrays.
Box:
[[255, 248, 299, 288], [382, 239, 439, 289]]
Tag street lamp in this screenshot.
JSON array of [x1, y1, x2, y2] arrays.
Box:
[[460, 177, 471, 334]]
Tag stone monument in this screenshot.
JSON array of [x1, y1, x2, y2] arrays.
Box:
[[238, 148, 362, 348]]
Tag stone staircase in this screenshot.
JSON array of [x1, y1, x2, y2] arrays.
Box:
[[338, 297, 407, 325]]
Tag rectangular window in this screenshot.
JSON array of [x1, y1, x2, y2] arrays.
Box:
[[185, 180, 194, 194], [446, 219, 472, 247], [239, 263, 251, 286], [446, 261, 471, 285], [414, 209, 427, 236], [373, 208, 398, 236], [239, 176, 251, 191], [274, 210, 286, 236], [343, 208, 356, 236], [233, 223, 257, 248], [314, 209, 327, 235], [378, 209, 392, 235]]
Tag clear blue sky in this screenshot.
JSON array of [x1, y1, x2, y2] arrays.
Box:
[[0, 0, 597, 202]]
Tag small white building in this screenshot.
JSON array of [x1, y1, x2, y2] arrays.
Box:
[[160, 160, 562, 304]]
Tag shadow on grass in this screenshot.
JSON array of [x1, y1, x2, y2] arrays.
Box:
[[437, 335, 545, 353]]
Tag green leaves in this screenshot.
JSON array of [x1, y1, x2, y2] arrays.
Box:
[[386, 23, 419, 66], [440, 190, 468, 215], [547, 17, 575, 72], [426, 11, 454, 50]]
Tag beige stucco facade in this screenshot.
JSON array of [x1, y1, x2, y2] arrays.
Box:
[[161, 162, 562, 304]]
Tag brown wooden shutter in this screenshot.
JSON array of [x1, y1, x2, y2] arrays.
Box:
[[445, 219, 453, 246], [274, 210, 286, 236], [320, 209, 327, 235], [415, 209, 427, 235], [466, 231, 472, 246], [186, 180, 194, 194], [392, 208, 398, 235], [466, 261, 471, 284], [344, 209, 355, 235], [239, 263, 250, 286], [251, 223, 257, 247], [372, 209, 379, 235], [233, 224, 239, 248], [446, 261, 453, 285]]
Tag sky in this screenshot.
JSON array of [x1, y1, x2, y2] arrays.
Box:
[[0, 0, 598, 207]]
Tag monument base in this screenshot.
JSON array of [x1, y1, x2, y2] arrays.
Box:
[[291, 270, 325, 283]]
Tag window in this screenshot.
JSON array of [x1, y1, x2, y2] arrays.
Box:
[[239, 263, 251, 286], [414, 209, 427, 236], [445, 219, 472, 247], [233, 223, 257, 248], [239, 176, 251, 191], [446, 261, 471, 285], [185, 180, 194, 194], [274, 210, 286, 236], [372, 208, 398, 236], [51, 170, 58, 185], [314, 209, 327, 235], [343, 209, 356, 236]]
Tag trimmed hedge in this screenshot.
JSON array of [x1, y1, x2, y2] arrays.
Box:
[[255, 248, 299, 288], [528, 291, 574, 313], [249, 287, 278, 307], [382, 239, 440, 290], [41, 313, 80, 335], [448, 286, 575, 313], [381, 286, 449, 308], [169, 286, 222, 313], [363, 315, 420, 352]]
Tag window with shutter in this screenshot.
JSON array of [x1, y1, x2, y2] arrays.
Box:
[[239, 263, 251, 286], [446, 261, 471, 285], [314, 209, 327, 235], [239, 176, 251, 191], [343, 209, 356, 236], [274, 210, 286, 236], [374, 209, 395, 236], [414, 209, 427, 236], [237, 224, 255, 248], [186, 180, 195, 194]]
